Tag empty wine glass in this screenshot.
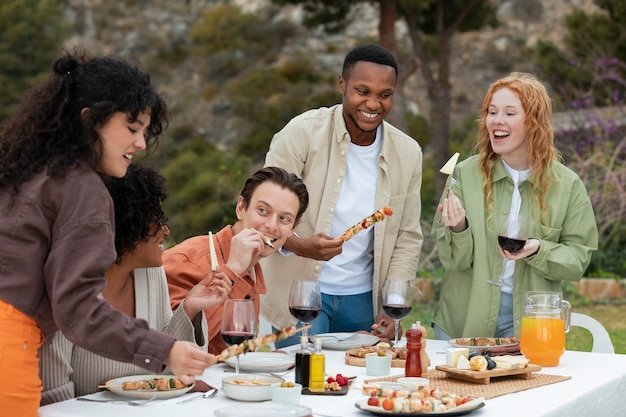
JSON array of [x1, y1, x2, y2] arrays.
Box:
[[289, 280, 322, 338], [220, 299, 256, 374], [382, 279, 420, 346], [488, 212, 529, 287]]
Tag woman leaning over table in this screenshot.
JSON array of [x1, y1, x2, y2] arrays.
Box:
[[0, 49, 217, 416], [39, 163, 231, 404], [432, 72, 598, 340]]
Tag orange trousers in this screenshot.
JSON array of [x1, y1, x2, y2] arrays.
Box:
[[0, 298, 44, 416]]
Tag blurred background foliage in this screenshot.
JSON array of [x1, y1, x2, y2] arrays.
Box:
[[0, 0, 624, 276]]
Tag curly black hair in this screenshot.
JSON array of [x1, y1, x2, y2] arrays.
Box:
[[0, 47, 170, 195], [103, 162, 167, 263]]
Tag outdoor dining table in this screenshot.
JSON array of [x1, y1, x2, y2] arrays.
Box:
[[38, 338, 626, 417]]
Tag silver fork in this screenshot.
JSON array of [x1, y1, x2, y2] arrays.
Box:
[[76, 394, 157, 406]]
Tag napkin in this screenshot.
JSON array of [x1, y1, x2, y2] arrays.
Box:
[[189, 380, 216, 393]]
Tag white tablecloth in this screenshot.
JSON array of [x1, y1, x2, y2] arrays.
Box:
[[38, 339, 626, 417]]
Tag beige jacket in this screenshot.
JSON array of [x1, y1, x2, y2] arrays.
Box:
[[261, 104, 423, 329]]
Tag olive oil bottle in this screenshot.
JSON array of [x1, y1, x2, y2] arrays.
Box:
[[308, 337, 325, 392]]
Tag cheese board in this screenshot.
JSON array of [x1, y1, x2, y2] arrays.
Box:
[[435, 364, 542, 384]]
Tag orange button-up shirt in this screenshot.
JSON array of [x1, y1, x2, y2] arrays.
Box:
[[164, 225, 266, 355]]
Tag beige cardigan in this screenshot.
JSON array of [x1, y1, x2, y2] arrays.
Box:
[[39, 266, 207, 404]]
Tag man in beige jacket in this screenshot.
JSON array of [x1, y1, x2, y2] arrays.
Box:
[[261, 44, 423, 347]]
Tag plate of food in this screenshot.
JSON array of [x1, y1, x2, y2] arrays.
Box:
[[224, 351, 295, 372], [449, 337, 519, 353], [315, 333, 380, 350], [355, 397, 485, 416], [103, 375, 194, 399]]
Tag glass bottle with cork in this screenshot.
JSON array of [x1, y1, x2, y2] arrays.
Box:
[[295, 335, 310, 388], [308, 337, 325, 392]]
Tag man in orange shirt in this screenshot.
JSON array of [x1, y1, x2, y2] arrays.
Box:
[[164, 167, 308, 354]]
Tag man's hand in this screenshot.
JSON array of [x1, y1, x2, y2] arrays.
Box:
[[371, 313, 400, 342], [226, 228, 266, 275], [165, 341, 217, 385], [284, 232, 343, 261]]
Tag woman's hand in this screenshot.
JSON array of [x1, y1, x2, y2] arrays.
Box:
[[438, 190, 467, 233], [166, 341, 217, 385], [183, 271, 232, 319], [499, 238, 540, 260]]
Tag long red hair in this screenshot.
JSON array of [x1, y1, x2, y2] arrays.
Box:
[[476, 72, 560, 224]]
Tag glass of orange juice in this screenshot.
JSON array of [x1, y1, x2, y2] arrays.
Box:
[[520, 291, 571, 366]]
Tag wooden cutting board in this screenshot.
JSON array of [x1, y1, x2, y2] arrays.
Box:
[[345, 352, 406, 368], [435, 364, 542, 384]]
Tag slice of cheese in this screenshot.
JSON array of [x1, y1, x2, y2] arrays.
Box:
[[439, 152, 460, 175], [492, 355, 529, 369], [456, 354, 471, 370], [446, 348, 469, 367]]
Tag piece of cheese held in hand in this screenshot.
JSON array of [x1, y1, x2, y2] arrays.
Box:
[[440, 152, 460, 175], [342, 207, 393, 241]]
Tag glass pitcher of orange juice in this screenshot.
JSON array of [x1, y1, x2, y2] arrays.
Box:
[[520, 291, 571, 366]]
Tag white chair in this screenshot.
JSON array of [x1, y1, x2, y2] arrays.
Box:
[[570, 312, 615, 354]]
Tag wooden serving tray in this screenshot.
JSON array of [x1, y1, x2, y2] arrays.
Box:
[[345, 353, 405, 368], [435, 364, 542, 384]]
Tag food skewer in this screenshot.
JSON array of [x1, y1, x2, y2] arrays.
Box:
[[341, 207, 393, 242], [216, 324, 311, 362]]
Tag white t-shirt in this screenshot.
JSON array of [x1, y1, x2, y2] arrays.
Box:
[[500, 159, 531, 293], [318, 128, 381, 295]]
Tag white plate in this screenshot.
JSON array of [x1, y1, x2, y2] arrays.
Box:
[[355, 397, 485, 416], [214, 402, 312, 417], [104, 374, 194, 399], [225, 351, 295, 372], [315, 333, 379, 350]]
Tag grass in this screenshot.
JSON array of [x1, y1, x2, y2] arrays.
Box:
[[401, 295, 626, 354]]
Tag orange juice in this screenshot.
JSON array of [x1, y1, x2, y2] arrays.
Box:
[[520, 315, 565, 366]]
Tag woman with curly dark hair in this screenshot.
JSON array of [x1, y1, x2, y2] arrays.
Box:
[[0, 50, 217, 414], [39, 163, 231, 404]]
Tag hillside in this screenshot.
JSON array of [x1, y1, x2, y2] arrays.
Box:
[[62, 0, 599, 150]]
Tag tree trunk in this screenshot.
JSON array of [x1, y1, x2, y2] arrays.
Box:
[[377, 1, 411, 134], [432, 12, 452, 196]]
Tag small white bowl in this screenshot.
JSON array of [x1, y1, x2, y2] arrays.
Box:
[[221, 373, 284, 402], [270, 382, 302, 405], [365, 353, 392, 376]]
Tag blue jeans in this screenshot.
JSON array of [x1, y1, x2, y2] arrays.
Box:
[[274, 291, 374, 348]]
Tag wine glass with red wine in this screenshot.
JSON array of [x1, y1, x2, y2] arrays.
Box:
[[289, 280, 321, 338], [488, 212, 529, 286], [220, 299, 256, 374], [382, 279, 420, 346]]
